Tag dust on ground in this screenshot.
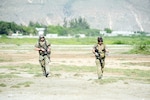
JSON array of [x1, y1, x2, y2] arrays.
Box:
[[0, 44, 150, 100]]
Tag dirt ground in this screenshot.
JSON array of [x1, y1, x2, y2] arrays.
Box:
[[0, 44, 150, 100]]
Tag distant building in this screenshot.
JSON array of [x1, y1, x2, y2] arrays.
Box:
[[11, 31, 22, 36], [35, 28, 45, 36], [46, 34, 58, 38], [78, 34, 86, 38], [102, 31, 135, 36]]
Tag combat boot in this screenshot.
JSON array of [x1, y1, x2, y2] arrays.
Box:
[[45, 73, 49, 77], [98, 74, 103, 79]]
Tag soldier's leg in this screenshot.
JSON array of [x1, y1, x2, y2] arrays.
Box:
[[95, 59, 102, 79], [44, 56, 50, 77], [97, 59, 105, 79], [39, 59, 46, 76], [101, 59, 105, 74]]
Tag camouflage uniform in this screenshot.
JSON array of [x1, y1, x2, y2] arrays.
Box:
[[35, 37, 51, 77], [93, 37, 106, 79]]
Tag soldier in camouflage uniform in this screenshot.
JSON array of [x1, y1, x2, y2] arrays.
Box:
[[35, 35, 51, 77], [92, 37, 108, 79]]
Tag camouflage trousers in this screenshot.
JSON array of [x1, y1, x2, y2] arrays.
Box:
[[95, 58, 105, 79], [39, 55, 50, 76]]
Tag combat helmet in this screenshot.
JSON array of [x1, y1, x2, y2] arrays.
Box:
[[97, 37, 103, 42], [39, 34, 45, 39], [38, 34, 45, 42]]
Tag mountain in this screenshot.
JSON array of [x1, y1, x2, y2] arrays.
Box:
[[0, 0, 150, 32]]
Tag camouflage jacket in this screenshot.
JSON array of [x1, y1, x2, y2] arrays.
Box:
[[35, 40, 51, 55]]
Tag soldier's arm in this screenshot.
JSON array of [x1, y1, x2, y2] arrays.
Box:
[[92, 45, 97, 54], [46, 41, 51, 52], [92, 48, 95, 54], [104, 45, 109, 56], [105, 45, 109, 53], [34, 44, 45, 51], [35, 47, 41, 51]]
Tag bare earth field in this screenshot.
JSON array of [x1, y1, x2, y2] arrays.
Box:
[[0, 44, 150, 100]]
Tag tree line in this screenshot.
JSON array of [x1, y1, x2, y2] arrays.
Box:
[[0, 17, 102, 36]]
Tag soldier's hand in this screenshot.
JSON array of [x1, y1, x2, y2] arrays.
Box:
[[40, 48, 45, 51], [47, 48, 50, 52]]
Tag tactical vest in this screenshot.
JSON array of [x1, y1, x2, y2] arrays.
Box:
[[95, 44, 106, 58], [38, 40, 50, 55]]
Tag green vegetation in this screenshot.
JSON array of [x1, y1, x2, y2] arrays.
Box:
[[52, 65, 150, 83], [0, 64, 41, 78], [105, 68, 150, 79], [105, 36, 150, 54], [51, 65, 96, 72], [123, 62, 150, 67], [17, 81, 34, 87], [0, 35, 37, 45], [0, 20, 150, 55], [0, 57, 12, 62], [94, 77, 121, 85], [0, 35, 149, 45], [0, 63, 149, 84], [50, 37, 97, 45], [11, 85, 20, 88], [69, 17, 90, 29], [0, 18, 99, 36], [104, 28, 112, 33], [0, 21, 36, 35], [103, 36, 150, 45], [0, 83, 7, 87], [10, 81, 34, 88], [0, 35, 149, 54], [0, 74, 19, 78], [129, 38, 150, 54]]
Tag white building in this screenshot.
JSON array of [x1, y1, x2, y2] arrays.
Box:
[[35, 28, 45, 36], [46, 34, 58, 38], [103, 31, 135, 36]]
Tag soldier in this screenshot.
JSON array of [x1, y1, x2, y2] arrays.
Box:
[[35, 35, 51, 77], [92, 37, 108, 79]]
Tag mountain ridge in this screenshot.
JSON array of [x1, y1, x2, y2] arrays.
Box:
[[0, 0, 150, 32]]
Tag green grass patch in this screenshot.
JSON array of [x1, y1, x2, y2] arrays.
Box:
[[51, 73, 62, 77], [0, 36, 149, 54], [105, 68, 150, 82], [0, 58, 13, 62], [128, 36, 150, 54], [51, 65, 96, 72], [0, 64, 41, 75], [104, 36, 150, 45], [0, 83, 7, 87], [0, 64, 42, 78], [11, 85, 20, 88], [129, 44, 150, 54], [0, 36, 149, 45], [123, 62, 150, 67], [93, 68, 150, 84], [0, 74, 20, 78], [49, 37, 96, 45], [18, 63, 41, 74], [94, 77, 120, 84], [10, 81, 34, 88], [51, 65, 150, 82], [17, 81, 34, 87], [0, 64, 149, 83], [0, 37, 37, 45]]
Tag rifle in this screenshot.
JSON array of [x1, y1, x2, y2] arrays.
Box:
[[95, 48, 103, 67], [39, 41, 51, 60]]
